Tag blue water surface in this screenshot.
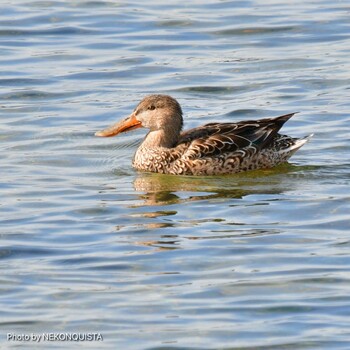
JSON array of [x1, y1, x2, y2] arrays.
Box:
[[1, 0, 350, 349]]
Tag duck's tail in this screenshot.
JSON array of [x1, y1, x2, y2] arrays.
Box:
[[290, 133, 314, 153], [276, 133, 313, 159]]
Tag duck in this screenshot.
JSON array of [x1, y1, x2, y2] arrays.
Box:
[[95, 94, 312, 175]]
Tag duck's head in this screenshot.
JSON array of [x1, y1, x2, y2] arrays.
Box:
[[95, 95, 183, 140]]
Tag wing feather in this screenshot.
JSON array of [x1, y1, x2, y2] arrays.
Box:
[[176, 113, 295, 160]]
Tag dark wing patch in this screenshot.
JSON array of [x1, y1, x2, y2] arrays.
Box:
[[182, 134, 253, 159], [176, 113, 296, 160]]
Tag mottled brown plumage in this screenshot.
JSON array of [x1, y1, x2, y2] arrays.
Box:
[[95, 94, 312, 175]]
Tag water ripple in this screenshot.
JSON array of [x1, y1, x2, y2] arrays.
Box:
[[1, 0, 350, 349]]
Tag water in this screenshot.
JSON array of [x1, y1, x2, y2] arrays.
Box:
[[1, 0, 350, 349]]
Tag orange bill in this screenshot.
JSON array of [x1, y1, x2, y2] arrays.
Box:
[[95, 113, 142, 137]]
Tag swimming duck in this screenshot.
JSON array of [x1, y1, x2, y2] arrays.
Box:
[[95, 94, 312, 175]]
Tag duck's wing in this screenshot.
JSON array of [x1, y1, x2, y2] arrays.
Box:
[[177, 113, 296, 159]]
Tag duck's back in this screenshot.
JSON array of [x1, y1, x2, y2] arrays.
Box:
[[163, 113, 311, 175]]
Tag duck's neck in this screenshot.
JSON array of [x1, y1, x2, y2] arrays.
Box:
[[133, 129, 179, 173], [141, 128, 179, 149]]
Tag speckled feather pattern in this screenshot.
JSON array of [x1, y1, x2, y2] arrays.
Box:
[[96, 95, 311, 175], [132, 114, 307, 175]]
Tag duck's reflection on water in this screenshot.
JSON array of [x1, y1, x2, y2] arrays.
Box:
[[112, 164, 311, 250], [132, 163, 301, 207]]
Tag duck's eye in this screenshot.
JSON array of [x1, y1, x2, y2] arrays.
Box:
[[148, 105, 156, 111]]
